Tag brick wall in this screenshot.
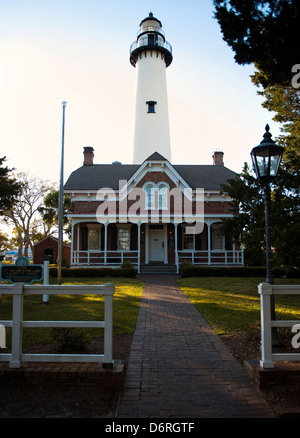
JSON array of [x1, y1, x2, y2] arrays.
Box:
[[33, 237, 71, 266]]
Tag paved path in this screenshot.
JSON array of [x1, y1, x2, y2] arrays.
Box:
[[117, 275, 274, 418]]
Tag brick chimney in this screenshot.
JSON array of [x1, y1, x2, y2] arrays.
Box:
[[212, 151, 224, 166], [83, 146, 94, 166]]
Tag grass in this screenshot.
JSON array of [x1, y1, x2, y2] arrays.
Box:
[[1, 275, 300, 349], [176, 277, 300, 335], [0, 277, 144, 348]]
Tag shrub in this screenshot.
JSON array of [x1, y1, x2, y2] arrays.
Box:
[[179, 265, 300, 278], [49, 328, 89, 353], [49, 266, 137, 278], [121, 260, 133, 269]]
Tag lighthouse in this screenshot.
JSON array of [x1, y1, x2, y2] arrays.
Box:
[[130, 13, 173, 164]]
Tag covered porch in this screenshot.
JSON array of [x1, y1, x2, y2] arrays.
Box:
[[70, 219, 244, 273]]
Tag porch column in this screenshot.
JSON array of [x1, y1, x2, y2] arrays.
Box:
[[174, 223, 178, 273], [71, 221, 74, 266], [207, 223, 211, 265], [137, 221, 141, 274], [76, 224, 80, 264], [104, 222, 108, 265], [145, 224, 149, 264], [241, 242, 244, 265]]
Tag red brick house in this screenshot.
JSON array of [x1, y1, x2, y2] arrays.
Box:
[[33, 236, 71, 266], [64, 148, 244, 273]]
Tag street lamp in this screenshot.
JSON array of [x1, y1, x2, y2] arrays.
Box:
[[250, 124, 284, 283], [251, 125, 284, 347]]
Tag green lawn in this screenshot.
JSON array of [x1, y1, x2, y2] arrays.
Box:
[[176, 277, 300, 335], [1, 275, 300, 349], [0, 277, 144, 348]]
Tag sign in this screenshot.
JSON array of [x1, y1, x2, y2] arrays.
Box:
[[0, 257, 43, 284]]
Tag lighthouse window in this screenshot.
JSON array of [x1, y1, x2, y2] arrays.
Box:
[[146, 101, 157, 113]]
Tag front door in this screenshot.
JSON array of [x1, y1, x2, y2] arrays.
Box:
[[149, 228, 165, 262]]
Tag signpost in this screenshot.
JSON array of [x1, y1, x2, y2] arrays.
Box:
[[0, 257, 44, 284]]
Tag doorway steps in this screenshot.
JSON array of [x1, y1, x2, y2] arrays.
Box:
[[140, 264, 178, 275]]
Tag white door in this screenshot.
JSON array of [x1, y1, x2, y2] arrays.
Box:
[[149, 229, 165, 262]]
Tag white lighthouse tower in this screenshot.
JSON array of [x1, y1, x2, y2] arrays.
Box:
[[130, 13, 173, 164]]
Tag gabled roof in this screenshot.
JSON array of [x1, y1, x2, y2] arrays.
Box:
[[64, 152, 237, 192], [33, 235, 71, 247], [64, 164, 139, 191], [145, 152, 168, 161], [173, 165, 236, 190]]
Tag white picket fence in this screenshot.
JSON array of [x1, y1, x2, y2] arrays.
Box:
[[0, 282, 115, 368], [259, 282, 300, 369]]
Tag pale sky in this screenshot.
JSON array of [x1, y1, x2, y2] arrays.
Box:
[[0, 0, 281, 186]]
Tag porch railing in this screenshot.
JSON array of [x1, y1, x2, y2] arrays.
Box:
[[72, 250, 139, 268], [176, 249, 244, 272]]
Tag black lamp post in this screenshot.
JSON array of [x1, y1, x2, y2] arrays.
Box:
[[251, 124, 284, 283], [251, 125, 284, 346]]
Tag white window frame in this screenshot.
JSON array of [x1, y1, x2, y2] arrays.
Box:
[[143, 182, 170, 210], [158, 183, 169, 210], [211, 223, 224, 250], [88, 225, 101, 250], [117, 224, 131, 251], [182, 226, 195, 250]]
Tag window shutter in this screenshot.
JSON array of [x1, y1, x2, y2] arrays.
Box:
[[111, 226, 118, 250], [177, 225, 182, 250], [130, 226, 137, 250], [81, 227, 88, 250], [225, 237, 232, 251], [100, 226, 105, 250], [195, 233, 202, 250]]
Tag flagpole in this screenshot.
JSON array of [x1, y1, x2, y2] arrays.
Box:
[[58, 101, 67, 285]]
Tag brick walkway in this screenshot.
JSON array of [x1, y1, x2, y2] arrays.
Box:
[[117, 275, 275, 418]]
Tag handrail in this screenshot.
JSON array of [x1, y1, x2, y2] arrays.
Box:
[[0, 282, 115, 368], [130, 38, 172, 55]]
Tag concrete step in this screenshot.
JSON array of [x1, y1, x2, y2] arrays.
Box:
[[140, 264, 178, 274]]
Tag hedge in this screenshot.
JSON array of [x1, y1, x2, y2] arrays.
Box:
[[179, 265, 300, 278], [49, 267, 137, 278]]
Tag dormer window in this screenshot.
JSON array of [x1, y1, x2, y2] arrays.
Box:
[[158, 183, 168, 209], [145, 183, 155, 209], [143, 182, 169, 210], [146, 101, 157, 113]]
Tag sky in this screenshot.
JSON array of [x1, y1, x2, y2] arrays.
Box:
[[0, 0, 282, 187]]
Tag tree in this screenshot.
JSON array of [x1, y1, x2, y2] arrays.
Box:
[[222, 160, 300, 267], [3, 173, 54, 257], [38, 190, 72, 239], [0, 157, 21, 215], [213, 0, 300, 267], [221, 164, 266, 266], [0, 231, 13, 252], [213, 0, 300, 88]]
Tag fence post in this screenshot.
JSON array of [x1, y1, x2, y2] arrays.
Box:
[[10, 283, 24, 368], [43, 258, 50, 304], [103, 284, 114, 367], [259, 283, 274, 369]]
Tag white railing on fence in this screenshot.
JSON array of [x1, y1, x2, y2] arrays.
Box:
[[0, 282, 115, 368], [259, 282, 300, 369]]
